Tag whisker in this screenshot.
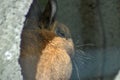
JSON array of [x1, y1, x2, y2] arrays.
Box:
[[72, 59, 81, 80], [72, 49, 96, 72], [76, 43, 95, 47], [75, 49, 94, 61]]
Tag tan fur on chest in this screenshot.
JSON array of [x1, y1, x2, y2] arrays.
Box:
[[36, 37, 72, 80], [19, 0, 74, 80], [20, 29, 73, 80]]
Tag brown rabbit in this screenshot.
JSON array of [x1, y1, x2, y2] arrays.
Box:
[[19, 0, 74, 80]]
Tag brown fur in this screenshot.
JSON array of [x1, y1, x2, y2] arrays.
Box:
[[36, 36, 73, 80], [19, 0, 74, 80], [19, 28, 74, 80]]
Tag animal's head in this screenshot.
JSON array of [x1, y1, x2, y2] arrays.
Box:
[[35, 0, 74, 79], [39, 0, 74, 56], [20, 0, 74, 80]]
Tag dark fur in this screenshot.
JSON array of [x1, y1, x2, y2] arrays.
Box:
[[19, 0, 74, 80]]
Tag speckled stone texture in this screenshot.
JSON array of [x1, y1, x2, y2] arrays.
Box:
[[0, 0, 32, 80]]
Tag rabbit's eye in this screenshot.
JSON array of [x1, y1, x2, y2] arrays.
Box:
[[58, 32, 65, 37], [55, 28, 65, 38]]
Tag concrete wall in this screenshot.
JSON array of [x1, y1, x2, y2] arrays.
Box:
[[0, 0, 32, 80]]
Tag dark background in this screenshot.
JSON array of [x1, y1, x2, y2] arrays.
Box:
[[34, 0, 120, 80]]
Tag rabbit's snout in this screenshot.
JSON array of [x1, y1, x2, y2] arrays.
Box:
[[48, 21, 74, 56]]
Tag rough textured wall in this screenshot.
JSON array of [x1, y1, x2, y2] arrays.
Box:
[[0, 0, 32, 80]]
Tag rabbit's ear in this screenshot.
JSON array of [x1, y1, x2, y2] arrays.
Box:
[[40, 0, 57, 29]]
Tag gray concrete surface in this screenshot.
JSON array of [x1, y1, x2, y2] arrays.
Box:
[[0, 0, 32, 80]]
